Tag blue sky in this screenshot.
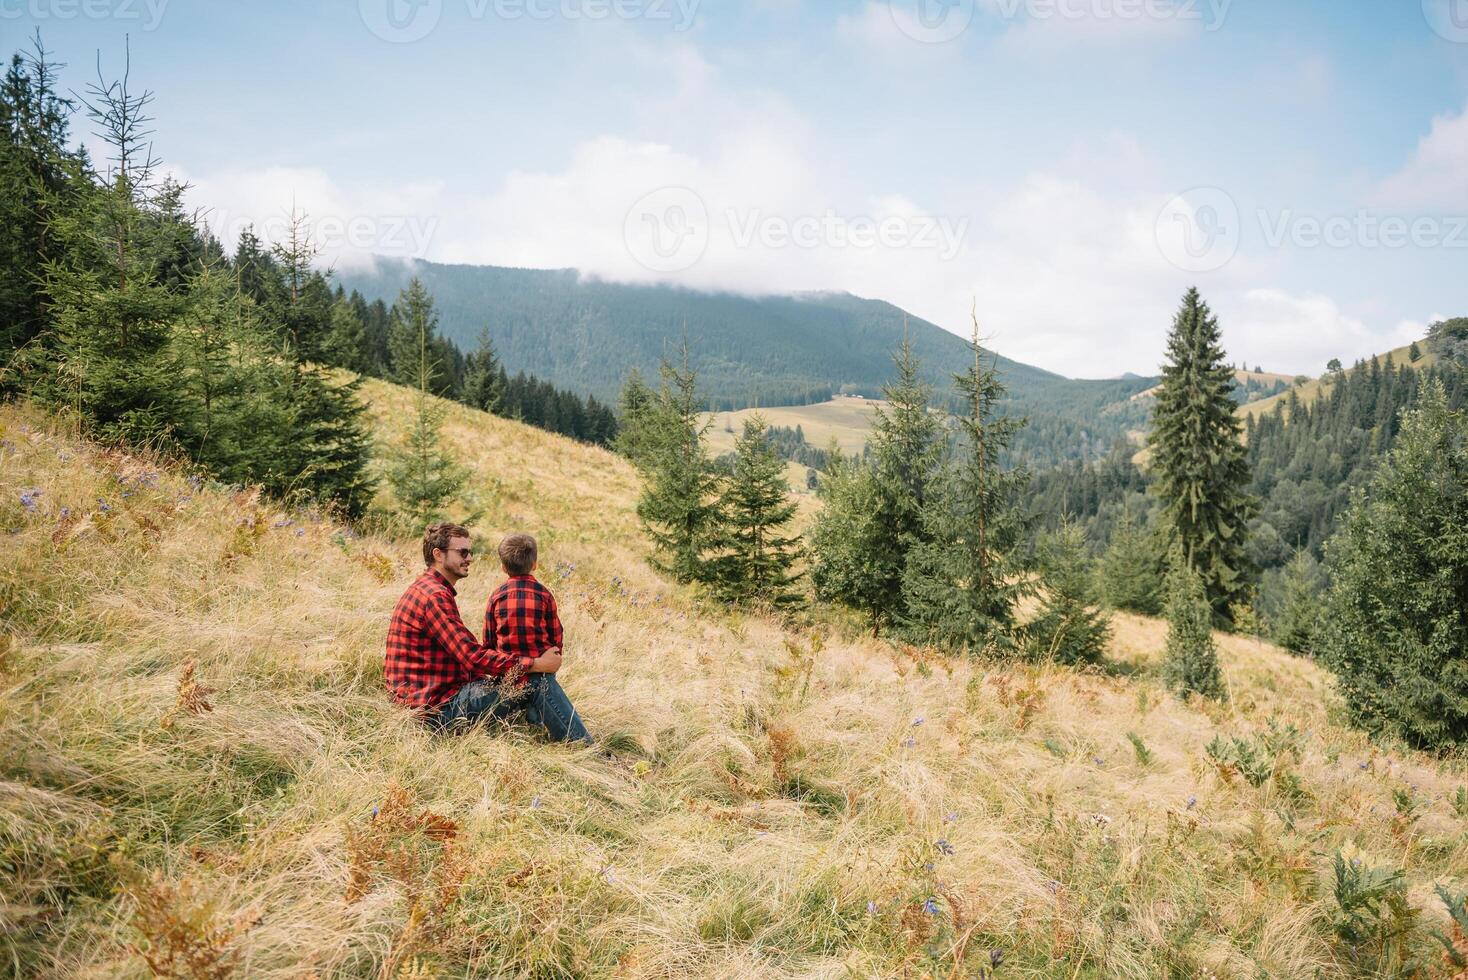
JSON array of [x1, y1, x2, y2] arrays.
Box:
[[8, 0, 1467, 378]]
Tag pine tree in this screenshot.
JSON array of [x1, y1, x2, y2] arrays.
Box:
[[635, 348, 721, 584], [39, 44, 184, 444], [388, 277, 440, 388], [1148, 288, 1255, 625], [1316, 381, 1468, 748], [899, 316, 1030, 653], [385, 281, 466, 527], [1096, 508, 1164, 615], [323, 293, 371, 374], [1, 34, 82, 370], [614, 368, 658, 466], [269, 206, 332, 365], [708, 416, 803, 606], [1270, 549, 1322, 654], [810, 334, 942, 634], [1029, 521, 1111, 665], [1162, 552, 1226, 700], [463, 328, 504, 414], [808, 448, 888, 629]]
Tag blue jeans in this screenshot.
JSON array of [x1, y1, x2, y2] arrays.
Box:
[[432, 673, 590, 743]]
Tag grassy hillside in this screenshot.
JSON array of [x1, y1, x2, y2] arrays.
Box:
[[703, 397, 884, 459], [4, 391, 1467, 978], [1238, 344, 1436, 425]]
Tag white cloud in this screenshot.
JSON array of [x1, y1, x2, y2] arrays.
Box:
[[173, 165, 444, 270], [1373, 100, 1468, 211], [176, 124, 1425, 380]]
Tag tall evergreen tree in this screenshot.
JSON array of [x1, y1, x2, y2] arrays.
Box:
[[900, 318, 1031, 653], [614, 368, 658, 467], [324, 293, 371, 374], [1028, 520, 1111, 665], [385, 283, 467, 527], [463, 327, 505, 414], [39, 45, 184, 444], [709, 416, 803, 606], [1148, 288, 1255, 625], [634, 349, 721, 584], [1268, 549, 1322, 654], [1162, 552, 1226, 700], [388, 277, 441, 388], [808, 448, 888, 631], [0, 34, 82, 370], [810, 335, 942, 634], [1095, 507, 1165, 615], [1316, 381, 1468, 748]]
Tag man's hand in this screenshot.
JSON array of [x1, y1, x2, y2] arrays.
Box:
[[529, 648, 562, 673]]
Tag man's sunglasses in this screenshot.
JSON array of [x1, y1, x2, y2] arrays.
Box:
[[443, 547, 473, 558]]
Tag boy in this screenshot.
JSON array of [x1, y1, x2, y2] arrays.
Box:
[[482, 532, 589, 743]]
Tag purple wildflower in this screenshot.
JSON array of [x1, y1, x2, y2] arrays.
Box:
[[935, 839, 954, 856], [922, 897, 940, 915], [1186, 796, 1197, 810], [902, 737, 916, 749], [866, 901, 879, 915], [912, 716, 924, 727]]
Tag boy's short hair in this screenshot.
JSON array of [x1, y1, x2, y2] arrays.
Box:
[[422, 522, 471, 567], [498, 533, 538, 575]]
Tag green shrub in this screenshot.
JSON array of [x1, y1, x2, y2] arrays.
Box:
[[1315, 381, 1468, 749], [1162, 557, 1225, 700]]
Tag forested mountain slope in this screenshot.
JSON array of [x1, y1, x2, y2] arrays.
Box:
[[341, 259, 1066, 408]]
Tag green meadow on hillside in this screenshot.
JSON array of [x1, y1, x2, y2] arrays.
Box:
[[4, 389, 1468, 978]]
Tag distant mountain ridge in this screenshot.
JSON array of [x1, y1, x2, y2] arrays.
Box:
[[340, 258, 1066, 410]]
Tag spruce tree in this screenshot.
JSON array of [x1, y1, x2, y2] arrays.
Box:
[[40, 46, 184, 444], [808, 448, 888, 631], [1095, 508, 1164, 615], [709, 416, 803, 606], [1148, 288, 1255, 625], [1028, 520, 1111, 665], [1162, 552, 1226, 700], [635, 348, 721, 584], [614, 368, 658, 467], [810, 335, 941, 634], [1, 34, 82, 369], [1269, 549, 1322, 654], [388, 277, 440, 387], [385, 281, 467, 527], [463, 328, 504, 414], [324, 293, 371, 374], [899, 318, 1030, 653], [1316, 381, 1468, 748]]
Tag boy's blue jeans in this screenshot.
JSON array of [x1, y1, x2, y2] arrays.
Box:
[[432, 673, 590, 743]]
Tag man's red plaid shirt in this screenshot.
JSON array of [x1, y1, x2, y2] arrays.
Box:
[[484, 574, 563, 666], [385, 569, 534, 709]]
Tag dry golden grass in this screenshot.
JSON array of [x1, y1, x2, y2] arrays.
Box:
[[1236, 343, 1435, 425], [701, 398, 886, 459], [3, 393, 1467, 979]]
